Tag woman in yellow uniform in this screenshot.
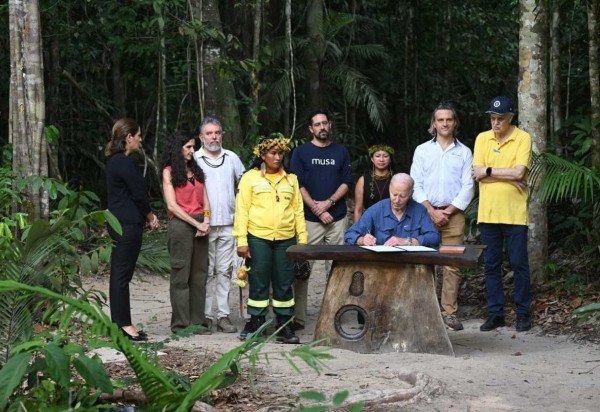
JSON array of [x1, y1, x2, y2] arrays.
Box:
[[233, 134, 307, 343]]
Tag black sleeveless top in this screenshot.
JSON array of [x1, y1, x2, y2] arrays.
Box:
[[362, 173, 391, 210]]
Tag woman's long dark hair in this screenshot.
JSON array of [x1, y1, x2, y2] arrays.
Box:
[[161, 131, 205, 187]]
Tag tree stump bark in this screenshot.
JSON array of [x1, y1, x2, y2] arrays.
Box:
[[314, 261, 454, 356]]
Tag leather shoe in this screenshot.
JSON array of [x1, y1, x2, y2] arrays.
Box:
[[516, 316, 532, 332], [480, 315, 506, 331], [122, 328, 148, 341]]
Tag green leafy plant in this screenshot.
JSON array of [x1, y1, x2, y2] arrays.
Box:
[[0, 279, 345, 411], [137, 230, 171, 275], [0, 336, 113, 411], [0, 211, 350, 410], [574, 303, 600, 317], [530, 152, 600, 204], [0, 210, 119, 365], [569, 117, 600, 159]]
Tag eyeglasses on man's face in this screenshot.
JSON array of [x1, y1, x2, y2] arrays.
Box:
[[311, 120, 330, 128]]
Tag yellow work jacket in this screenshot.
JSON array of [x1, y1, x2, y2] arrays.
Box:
[[233, 168, 307, 247]]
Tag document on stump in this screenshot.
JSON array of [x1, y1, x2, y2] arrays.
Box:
[[360, 245, 437, 252]]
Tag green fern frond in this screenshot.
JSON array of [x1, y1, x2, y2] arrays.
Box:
[[346, 44, 388, 61], [263, 73, 291, 114], [530, 152, 600, 203], [325, 64, 387, 130], [0, 281, 285, 411], [0, 280, 185, 409], [137, 231, 171, 275], [176, 336, 265, 411], [0, 219, 74, 366], [0, 286, 33, 365]]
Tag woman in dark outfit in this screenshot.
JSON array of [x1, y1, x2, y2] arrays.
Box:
[[105, 118, 159, 341], [353, 144, 395, 222]]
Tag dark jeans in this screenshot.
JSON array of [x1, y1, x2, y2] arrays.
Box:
[[247, 234, 296, 317], [479, 223, 532, 317], [108, 223, 143, 327], [168, 217, 208, 332]]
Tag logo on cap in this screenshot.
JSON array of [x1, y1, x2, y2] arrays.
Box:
[[486, 96, 514, 114]]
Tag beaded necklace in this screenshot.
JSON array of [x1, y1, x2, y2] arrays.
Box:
[[200, 155, 226, 168], [369, 171, 391, 200]]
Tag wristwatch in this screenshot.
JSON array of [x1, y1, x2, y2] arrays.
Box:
[[328, 198, 336, 206], [486, 167, 492, 177]]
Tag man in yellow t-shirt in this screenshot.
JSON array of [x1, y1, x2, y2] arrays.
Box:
[[472, 96, 533, 333]]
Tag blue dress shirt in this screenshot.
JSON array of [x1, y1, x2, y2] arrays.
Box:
[[344, 198, 440, 247]]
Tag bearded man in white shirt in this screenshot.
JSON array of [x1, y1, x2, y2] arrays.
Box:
[[410, 102, 474, 331], [194, 116, 245, 333]]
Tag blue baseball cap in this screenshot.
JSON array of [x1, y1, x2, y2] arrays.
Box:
[[486, 96, 514, 115]]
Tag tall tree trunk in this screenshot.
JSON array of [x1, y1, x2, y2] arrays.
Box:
[[8, 0, 47, 220], [284, 0, 296, 137], [189, 0, 243, 147], [550, 0, 563, 154], [248, 0, 263, 138], [519, 0, 548, 283], [587, 0, 600, 169], [154, 1, 167, 162], [306, 0, 324, 111]]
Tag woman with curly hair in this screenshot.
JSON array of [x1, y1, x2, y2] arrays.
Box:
[[353, 144, 395, 222], [233, 133, 307, 344], [161, 131, 211, 334]]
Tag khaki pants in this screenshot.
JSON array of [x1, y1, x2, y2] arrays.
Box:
[[168, 217, 208, 332], [439, 212, 465, 315], [293, 216, 348, 326]]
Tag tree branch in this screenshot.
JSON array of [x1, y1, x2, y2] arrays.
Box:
[[61, 69, 113, 122]]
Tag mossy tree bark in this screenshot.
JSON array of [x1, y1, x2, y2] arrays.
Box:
[[587, 0, 600, 169], [9, 0, 47, 220], [519, 0, 548, 282]]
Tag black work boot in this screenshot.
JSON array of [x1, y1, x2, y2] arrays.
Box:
[[239, 315, 266, 341], [276, 316, 300, 344], [255, 315, 266, 332]]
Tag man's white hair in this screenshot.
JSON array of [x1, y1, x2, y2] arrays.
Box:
[[390, 173, 414, 190]]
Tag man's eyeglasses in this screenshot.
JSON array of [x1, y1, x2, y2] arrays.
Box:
[[311, 121, 330, 128]]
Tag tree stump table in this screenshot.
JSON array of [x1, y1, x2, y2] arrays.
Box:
[[286, 244, 484, 356]]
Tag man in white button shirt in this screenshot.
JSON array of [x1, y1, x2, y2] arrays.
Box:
[[410, 102, 474, 331], [195, 116, 245, 333]]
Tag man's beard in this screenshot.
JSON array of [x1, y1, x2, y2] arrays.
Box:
[[315, 130, 330, 141], [205, 141, 222, 152]]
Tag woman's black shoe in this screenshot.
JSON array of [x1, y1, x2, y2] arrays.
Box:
[[122, 328, 148, 341]]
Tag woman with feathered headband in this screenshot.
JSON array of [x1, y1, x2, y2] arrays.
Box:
[[233, 133, 307, 344], [353, 144, 395, 222]]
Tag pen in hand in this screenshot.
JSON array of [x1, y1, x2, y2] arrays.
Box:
[[362, 230, 376, 246]]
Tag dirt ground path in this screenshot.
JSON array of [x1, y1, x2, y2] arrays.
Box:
[[86, 265, 600, 411]]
